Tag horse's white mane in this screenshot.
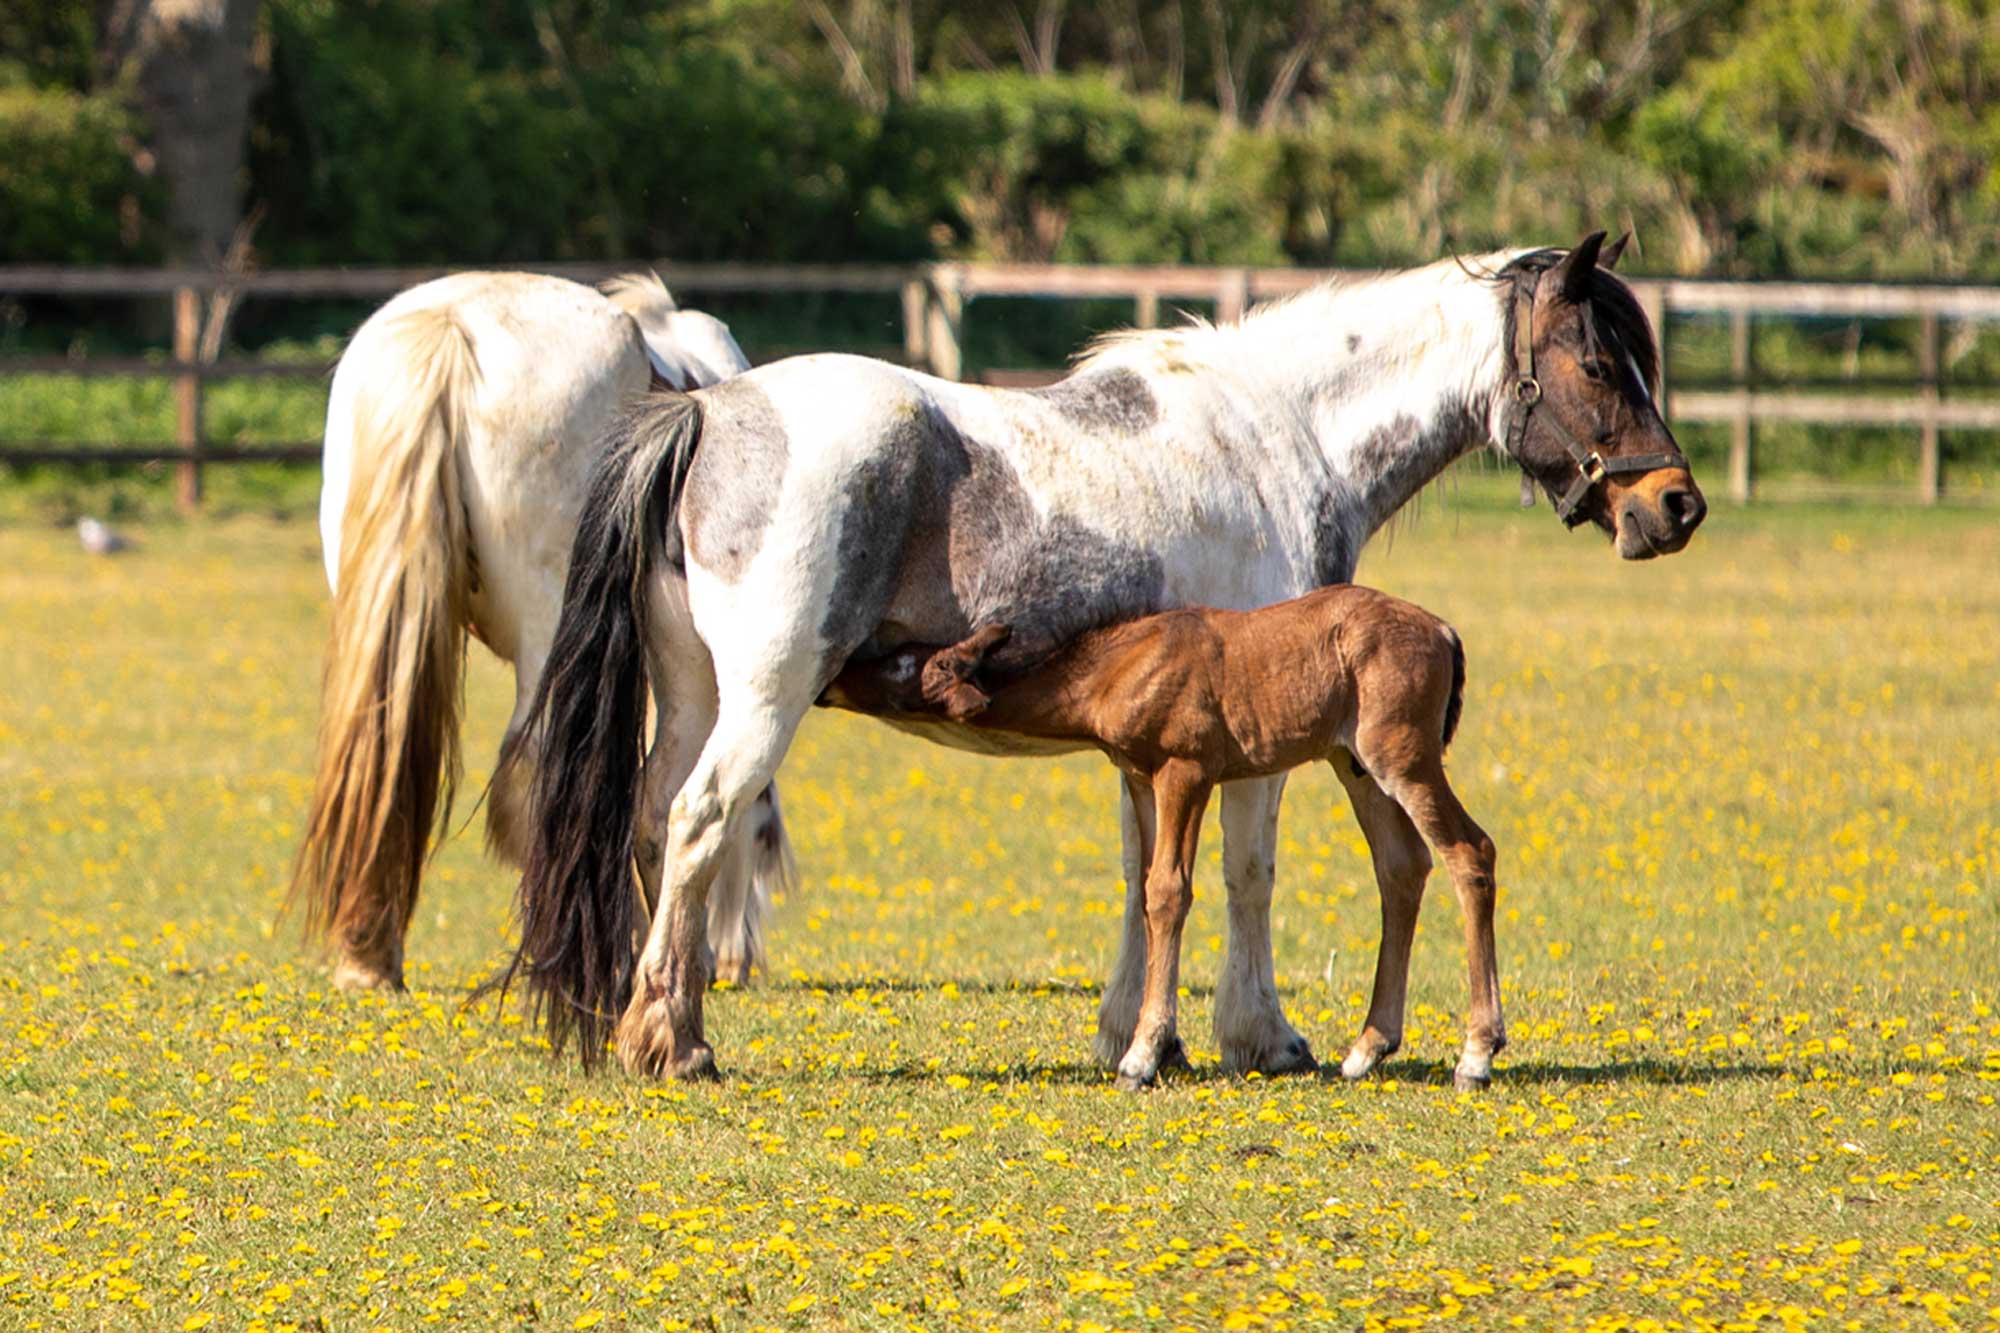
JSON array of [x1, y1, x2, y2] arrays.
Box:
[[1073, 251, 1529, 377], [601, 270, 679, 313], [601, 270, 751, 386]]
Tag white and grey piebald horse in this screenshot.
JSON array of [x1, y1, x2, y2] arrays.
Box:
[[294, 270, 795, 993], [505, 233, 1707, 1081]]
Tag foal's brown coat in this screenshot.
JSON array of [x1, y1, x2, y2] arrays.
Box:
[[825, 585, 1507, 1090]]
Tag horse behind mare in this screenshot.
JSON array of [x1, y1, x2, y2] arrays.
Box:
[[824, 586, 1500, 1092], [293, 270, 791, 993]]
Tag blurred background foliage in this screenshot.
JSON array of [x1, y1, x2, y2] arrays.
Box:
[[4, 0, 2000, 277], [5, 0, 2000, 517]]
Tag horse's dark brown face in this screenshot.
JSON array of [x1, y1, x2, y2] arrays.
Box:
[[1519, 237, 1707, 560]]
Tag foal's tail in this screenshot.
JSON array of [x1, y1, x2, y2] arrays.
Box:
[[1440, 625, 1467, 752], [291, 307, 479, 982], [494, 394, 704, 1065]]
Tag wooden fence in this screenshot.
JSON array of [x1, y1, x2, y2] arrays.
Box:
[[5, 262, 1998, 511]]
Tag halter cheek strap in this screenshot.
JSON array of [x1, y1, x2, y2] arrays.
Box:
[[1510, 279, 1687, 527]]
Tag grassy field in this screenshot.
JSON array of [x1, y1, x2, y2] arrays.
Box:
[[1, 491, 1996, 1331]]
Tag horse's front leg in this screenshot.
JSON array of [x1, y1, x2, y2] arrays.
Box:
[[1214, 774, 1317, 1076], [1094, 772, 1167, 1069]]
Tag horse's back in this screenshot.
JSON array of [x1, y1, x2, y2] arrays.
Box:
[[677, 351, 1300, 691], [323, 272, 651, 659]]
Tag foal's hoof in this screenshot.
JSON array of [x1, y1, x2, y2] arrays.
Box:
[[1113, 1070, 1154, 1093], [710, 952, 752, 987], [1452, 1052, 1496, 1093], [1339, 1036, 1399, 1081], [1156, 1034, 1192, 1074]]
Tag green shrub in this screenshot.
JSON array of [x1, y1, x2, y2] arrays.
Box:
[[0, 86, 158, 263]]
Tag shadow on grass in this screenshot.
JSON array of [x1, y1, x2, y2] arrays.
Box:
[[850, 1060, 1116, 1086], [836, 1054, 1818, 1091], [760, 974, 1109, 998], [1372, 1056, 1795, 1088]]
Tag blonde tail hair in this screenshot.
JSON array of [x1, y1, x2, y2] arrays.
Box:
[[291, 308, 479, 988]]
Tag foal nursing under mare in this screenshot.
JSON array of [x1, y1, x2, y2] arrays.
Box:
[[825, 587, 1501, 1091], [506, 231, 1705, 1081]]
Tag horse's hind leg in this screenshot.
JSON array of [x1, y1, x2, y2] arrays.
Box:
[[1115, 762, 1210, 1091], [1331, 755, 1433, 1080], [618, 690, 806, 1079], [1360, 734, 1506, 1091], [1214, 774, 1317, 1076], [1095, 772, 1158, 1069]]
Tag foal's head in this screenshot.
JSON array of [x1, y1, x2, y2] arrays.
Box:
[[1500, 233, 1707, 559]]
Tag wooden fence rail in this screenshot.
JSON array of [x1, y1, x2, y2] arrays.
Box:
[[6, 262, 1998, 511]]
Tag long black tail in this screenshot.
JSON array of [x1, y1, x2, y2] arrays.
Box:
[[488, 392, 704, 1066], [1440, 625, 1467, 752]]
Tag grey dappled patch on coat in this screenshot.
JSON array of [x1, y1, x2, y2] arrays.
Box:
[[1030, 367, 1161, 434], [681, 380, 790, 580], [814, 398, 1165, 686]]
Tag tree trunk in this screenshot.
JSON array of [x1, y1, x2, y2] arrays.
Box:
[[102, 0, 261, 267]]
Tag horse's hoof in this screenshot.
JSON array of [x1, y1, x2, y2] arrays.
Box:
[[614, 996, 716, 1081], [1261, 1034, 1319, 1077], [331, 956, 404, 993], [666, 1045, 721, 1082], [1113, 1071, 1153, 1093], [1156, 1034, 1192, 1073], [1453, 1050, 1495, 1092], [1339, 1035, 1398, 1081], [710, 954, 752, 987]]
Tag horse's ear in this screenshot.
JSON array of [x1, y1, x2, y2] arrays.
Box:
[[1599, 231, 1631, 271], [1555, 231, 1606, 302]]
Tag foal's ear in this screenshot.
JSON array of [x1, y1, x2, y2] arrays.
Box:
[[1599, 231, 1631, 271], [1554, 231, 1607, 303]]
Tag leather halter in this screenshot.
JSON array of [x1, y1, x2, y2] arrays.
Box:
[[1509, 277, 1687, 527]]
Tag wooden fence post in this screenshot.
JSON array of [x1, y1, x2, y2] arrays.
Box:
[[1917, 309, 1941, 504], [1134, 287, 1159, 329], [900, 278, 930, 367], [1216, 269, 1249, 325], [173, 285, 203, 513], [1729, 308, 1753, 504], [925, 267, 963, 381], [1640, 284, 1670, 420]]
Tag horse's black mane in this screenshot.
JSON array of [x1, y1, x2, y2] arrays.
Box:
[[1493, 248, 1661, 396]]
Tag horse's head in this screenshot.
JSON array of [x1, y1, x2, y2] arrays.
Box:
[[1502, 232, 1706, 559]]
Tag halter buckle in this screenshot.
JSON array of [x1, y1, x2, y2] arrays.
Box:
[[1582, 451, 1608, 484], [1514, 376, 1542, 406]]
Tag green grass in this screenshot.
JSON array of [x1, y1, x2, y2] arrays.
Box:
[[1, 499, 1996, 1330]]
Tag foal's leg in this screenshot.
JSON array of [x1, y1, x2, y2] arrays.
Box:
[[1094, 772, 1158, 1069], [1363, 739, 1506, 1092], [1116, 761, 1210, 1091], [1331, 756, 1434, 1080], [1214, 774, 1317, 1076]]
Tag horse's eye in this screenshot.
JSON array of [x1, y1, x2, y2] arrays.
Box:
[[1581, 361, 1614, 383]]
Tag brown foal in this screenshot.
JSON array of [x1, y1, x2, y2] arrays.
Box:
[[824, 585, 1507, 1092]]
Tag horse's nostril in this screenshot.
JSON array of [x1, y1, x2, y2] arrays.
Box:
[[1662, 487, 1706, 532]]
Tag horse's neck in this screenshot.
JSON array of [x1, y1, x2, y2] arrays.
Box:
[[1219, 267, 1510, 545]]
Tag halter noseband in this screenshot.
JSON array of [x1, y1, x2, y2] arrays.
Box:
[[1509, 277, 1687, 527]]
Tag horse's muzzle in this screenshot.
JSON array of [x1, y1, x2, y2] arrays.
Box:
[[1615, 477, 1706, 559]]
